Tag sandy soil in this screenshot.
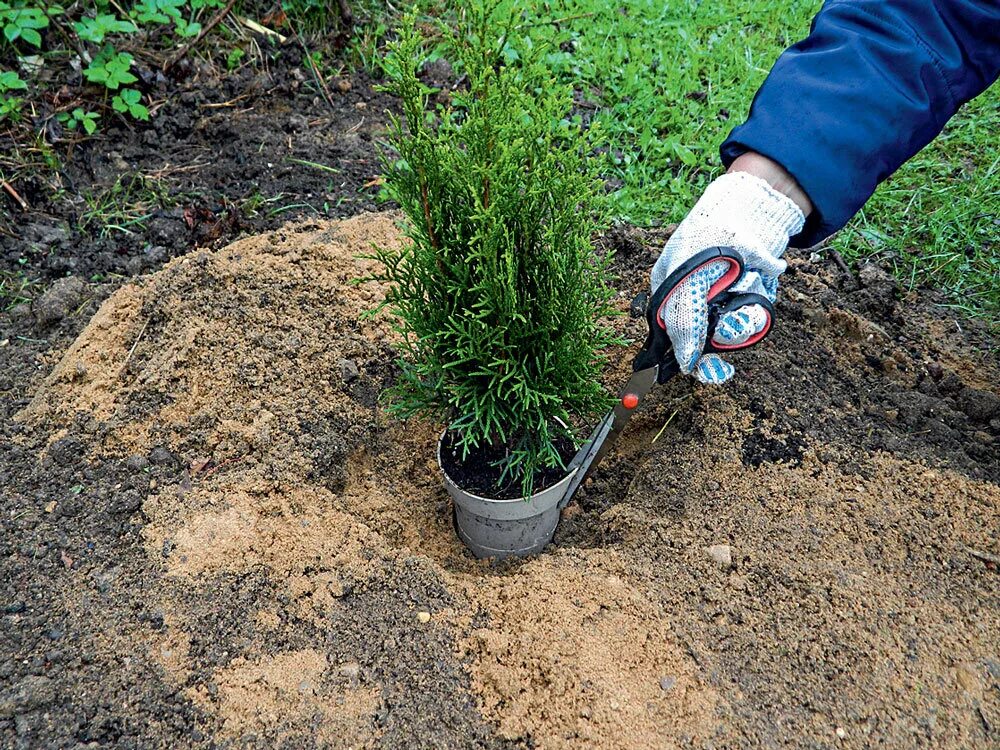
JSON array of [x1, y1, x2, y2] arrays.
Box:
[[2, 212, 998, 749]]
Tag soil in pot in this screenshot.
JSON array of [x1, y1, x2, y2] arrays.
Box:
[[439, 428, 577, 499]]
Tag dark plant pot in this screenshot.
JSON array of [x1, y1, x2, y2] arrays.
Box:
[[437, 431, 578, 559]]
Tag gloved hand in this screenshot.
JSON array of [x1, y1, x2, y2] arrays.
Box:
[[651, 171, 805, 384]]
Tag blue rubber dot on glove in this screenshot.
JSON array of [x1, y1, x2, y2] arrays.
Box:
[[695, 354, 735, 384]]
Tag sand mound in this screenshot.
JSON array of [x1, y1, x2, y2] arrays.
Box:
[[17, 213, 998, 748]]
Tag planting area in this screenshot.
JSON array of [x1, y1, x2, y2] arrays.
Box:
[[2, 2, 999, 749], [4, 211, 999, 747]]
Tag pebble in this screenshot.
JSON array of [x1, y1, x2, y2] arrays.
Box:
[[33, 276, 85, 325], [705, 544, 733, 570], [335, 78, 352, 93], [148, 446, 176, 467], [339, 358, 360, 384], [125, 455, 149, 472], [338, 661, 361, 689], [659, 676, 676, 691], [835, 727, 846, 739], [417, 611, 431, 624]]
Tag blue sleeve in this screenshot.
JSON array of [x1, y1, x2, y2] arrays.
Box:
[[720, 0, 1000, 248]]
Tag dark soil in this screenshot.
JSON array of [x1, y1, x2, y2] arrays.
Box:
[[439, 428, 577, 499], [2, 37, 394, 300]]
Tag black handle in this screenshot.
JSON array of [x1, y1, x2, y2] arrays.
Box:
[[703, 292, 775, 353], [633, 247, 743, 381], [633, 247, 778, 383]]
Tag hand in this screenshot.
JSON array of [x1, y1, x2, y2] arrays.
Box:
[[651, 169, 806, 384]]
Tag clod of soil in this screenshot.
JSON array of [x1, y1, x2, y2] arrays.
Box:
[[3, 212, 998, 749]]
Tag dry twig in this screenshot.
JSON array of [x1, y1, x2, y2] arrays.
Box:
[[120, 317, 151, 376], [2, 180, 29, 210]]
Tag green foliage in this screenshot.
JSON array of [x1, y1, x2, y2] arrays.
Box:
[[112, 88, 149, 120], [833, 94, 1000, 324], [372, 8, 621, 495], [0, 0, 54, 48], [57, 107, 100, 134], [83, 47, 138, 90], [132, 0, 201, 36], [226, 47, 246, 70], [0, 68, 26, 121], [74, 13, 136, 43]]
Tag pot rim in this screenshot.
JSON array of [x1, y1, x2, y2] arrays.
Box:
[[436, 427, 577, 505]]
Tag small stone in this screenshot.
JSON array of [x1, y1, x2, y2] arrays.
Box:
[[148, 446, 176, 467], [926, 361, 944, 381], [705, 544, 733, 570], [338, 661, 360, 687], [335, 78, 352, 93], [33, 276, 86, 326], [49, 436, 84, 467], [417, 611, 431, 623], [354, 101, 367, 111], [125, 455, 149, 472], [659, 676, 676, 691], [705, 480, 721, 492], [44, 501, 56, 513], [835, 727, 846, 740], [339, 358, 360, 384], [287, 114, 308, 132], [629, 291, 648, 318]]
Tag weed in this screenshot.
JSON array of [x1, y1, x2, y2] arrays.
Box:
[[0, 266, 43, 310], [56, 107, 100, 135], [0, 0, 53, 48], [81, 173, 170, 236], [0, 69, 27, 122]]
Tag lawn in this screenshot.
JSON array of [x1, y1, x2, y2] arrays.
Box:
[[480, 0, 999, 323]]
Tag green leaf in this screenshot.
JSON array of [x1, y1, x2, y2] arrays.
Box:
[[20, 27, 40, 46], [75, 14, 137, 44], [113, 88, 149, 121], [83, 50, 137, 90], [0, 71, 27, 91]]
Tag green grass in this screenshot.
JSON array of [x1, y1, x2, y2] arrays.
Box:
[[449, 0, 998, 323], [832, 95, 999, 323], [0, 267, 43, 311]]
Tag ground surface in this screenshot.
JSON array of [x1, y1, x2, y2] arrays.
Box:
[[2, 14, 999, 749], [2, 209, 998, 749]]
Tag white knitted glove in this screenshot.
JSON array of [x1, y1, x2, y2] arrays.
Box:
[[651, 172, 805, 384]]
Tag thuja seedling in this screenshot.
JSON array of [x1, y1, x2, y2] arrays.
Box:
[[372, 8, 621, 495]]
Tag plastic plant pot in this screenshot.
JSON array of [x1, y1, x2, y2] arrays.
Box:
[[437, 431, 578, 559]]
